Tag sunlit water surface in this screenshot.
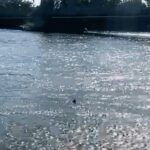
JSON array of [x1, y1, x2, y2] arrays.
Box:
[[0, 30, 150, 149]]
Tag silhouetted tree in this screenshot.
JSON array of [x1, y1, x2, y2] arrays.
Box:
[[37, 0, 149, 16], [146, 0, 150, 6], [0, 0, 32, 17], [116, 0, 146, 15]]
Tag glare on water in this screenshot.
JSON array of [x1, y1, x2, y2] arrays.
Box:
[[0, 30, 150, 149]]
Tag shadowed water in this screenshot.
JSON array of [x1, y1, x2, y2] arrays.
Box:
[[0, 29, 150, 149]]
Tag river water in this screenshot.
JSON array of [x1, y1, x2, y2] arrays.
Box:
[[0, 29, 150, 149]]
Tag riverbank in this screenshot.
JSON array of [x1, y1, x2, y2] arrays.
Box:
[[1, 16, 150, 33], [85, 31, 150, 39]]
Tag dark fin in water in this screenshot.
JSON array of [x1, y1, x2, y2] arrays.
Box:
[[72, 99, 76, 104]]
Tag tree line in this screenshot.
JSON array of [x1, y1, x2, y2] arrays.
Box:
[[0, 0, 32, 17], [36, 0, 150, 16], [1, 0, 150, 31], [1, 0, 150, 18]]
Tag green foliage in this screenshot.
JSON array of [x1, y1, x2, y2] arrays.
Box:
[[38, 0, 122, 16], [116, 0, 146, 15], [37, 0, 148, 16], [0, 0, 32, 17]]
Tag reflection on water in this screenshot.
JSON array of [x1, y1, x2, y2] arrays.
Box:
[[0, 29, 150, 149]]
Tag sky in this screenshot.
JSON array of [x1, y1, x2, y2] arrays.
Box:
[[34, 0, 41, 6]]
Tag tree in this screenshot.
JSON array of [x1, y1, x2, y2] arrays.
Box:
[[116, 0, 146, 15], [37, 0, 122, 16], [146, 0, 150, 6], [0, 0, 32, 17]]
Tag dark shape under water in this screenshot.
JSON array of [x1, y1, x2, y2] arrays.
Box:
[[72, 99, 76, 104]]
